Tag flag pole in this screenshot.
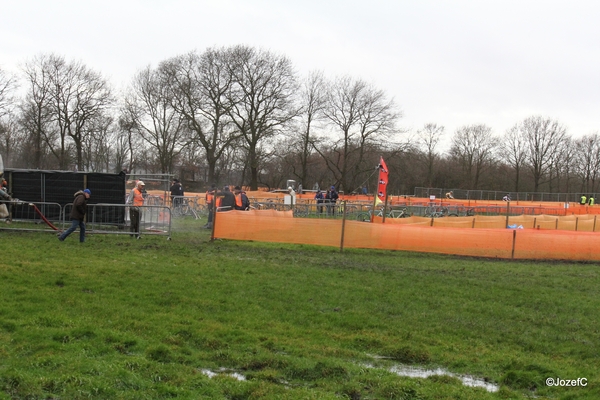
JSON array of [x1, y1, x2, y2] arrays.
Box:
[[371, 158, 381, 223]]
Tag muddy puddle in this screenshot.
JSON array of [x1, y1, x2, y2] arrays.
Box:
[[389, 365, 498, 392], [200, 368, 246, 381]]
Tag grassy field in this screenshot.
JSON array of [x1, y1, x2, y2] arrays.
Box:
[[0, 218, 598, 399]]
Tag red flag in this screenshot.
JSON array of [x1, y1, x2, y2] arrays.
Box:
[[377, 157, 388, 202]]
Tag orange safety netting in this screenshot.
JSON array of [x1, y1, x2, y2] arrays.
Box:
[[376, 214, 600, 231], [212, 210, 600, 261]]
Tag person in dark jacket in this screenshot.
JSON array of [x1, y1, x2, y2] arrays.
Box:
[[325, 186, 339, 216], [315, 190, 324, 214], [170, 178, 184, 207], [59, 189, 91, 242], [216, 186, 236, 211]]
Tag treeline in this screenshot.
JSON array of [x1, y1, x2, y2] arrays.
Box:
[[0, 45, 598, 195]]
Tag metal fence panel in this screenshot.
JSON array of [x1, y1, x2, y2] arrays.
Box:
[[63, 203, 172, 239]]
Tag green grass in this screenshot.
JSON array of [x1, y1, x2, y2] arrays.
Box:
[[0, 218, 598, 399]]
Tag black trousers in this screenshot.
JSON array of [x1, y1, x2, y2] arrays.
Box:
[[130, 207, 141, 237]]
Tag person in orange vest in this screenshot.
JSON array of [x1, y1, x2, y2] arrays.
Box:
[[203, 184, 217, 229], [129, 181, 146, 238], [234, 186, 250, 210]]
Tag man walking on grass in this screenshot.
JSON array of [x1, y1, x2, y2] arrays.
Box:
[[58, 189, 91, 243]]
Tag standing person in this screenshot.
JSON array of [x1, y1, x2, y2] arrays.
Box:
[[216, 186, 236, 211], [288, 186, 296, 206], [0, 180, 12, 202], [589, 196, 595, 206], [580, 194, 587, 205], [234, 186, 250, 210], [129, 181, 146, 238], [58, 189, 91, 242], [325, 185, 338, 216], [314, 189, 324, 214], [170, 178, 184, 207], [203, 184, 217, 229], [0, 180, 15, 220]]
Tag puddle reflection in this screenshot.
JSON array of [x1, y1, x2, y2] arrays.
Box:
[[388, 365, 499, 392]]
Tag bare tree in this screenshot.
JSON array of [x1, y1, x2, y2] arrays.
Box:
[[519, 116, 567, 192], [0, 69, 18, 166], [449, 124, 497, 189], [290, 70, 327, 188], [0, 68, 17, 119], [499, 124, 528, 192], [573, 133, 600, 193], [416, 123, 444, 187], [82, 114, 114, 172], [0, 114, 19, 167], [122, 65, 188, 174], [113, 115, 139, 173], [42, 55, 113, 170], [226, 45, 299, 190], [20, 55, 113, 170], [550, 135, 575, 194], [318, 76, 400, 192], [20, 55, 56, 168], [163, 48, 239, 185]]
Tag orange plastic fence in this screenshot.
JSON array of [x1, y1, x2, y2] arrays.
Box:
[[213, 211, 600, 261], [377, 214, 600, 232]]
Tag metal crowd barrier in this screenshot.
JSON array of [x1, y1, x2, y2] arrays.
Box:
[[170, 195, 208, 219], [63, 203, 172, 239], [0, 201, 63, 232]]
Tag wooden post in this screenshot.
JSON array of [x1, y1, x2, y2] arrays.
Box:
[[340, 201, 348, 252], [382, 194, 389, 223], [472, 217, 475, 228], [505, 201, 510, 227], [575, 217, 579, 231], [594, 215, 597, 232], [533, 217, 536, 229], [210, 205, 217, 241], [511, 230, 517, 260]]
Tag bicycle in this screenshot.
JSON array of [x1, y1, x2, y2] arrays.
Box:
[[355, 206, 411, 222], [171, 197, 199, 219], [424, 206, 458, 218], [293, 204, 309, 217], [455, 206, 475, 217]]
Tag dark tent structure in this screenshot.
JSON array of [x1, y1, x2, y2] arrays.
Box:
[[4, 169, 127, 222]]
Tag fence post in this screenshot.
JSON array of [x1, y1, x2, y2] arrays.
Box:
[[340, 200, 348, 252], [210, 206, 217, 241], [382, 195, 389, 223], [505, 201, 510, 227], [575, 217, 579, 232], [511, 230, 516, 259], [594, 215, 597, 232]]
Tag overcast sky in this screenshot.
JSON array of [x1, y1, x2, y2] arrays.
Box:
[[2, 0, 599, 147]]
